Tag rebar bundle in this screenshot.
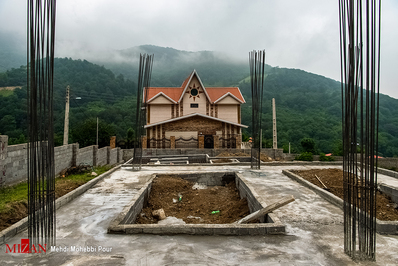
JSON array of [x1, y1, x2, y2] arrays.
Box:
[[27, 0, 57, 247], [339, 0, 381, 260], [249, 50, 266, 169], [132, 54, 154, 170]]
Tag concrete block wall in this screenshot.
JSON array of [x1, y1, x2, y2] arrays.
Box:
[[378, 158, 398, 170], [0, 136, 124, 186], [109, 148, 119, 165], [3, 143, 27, 186], [97, 147, 108, 166], [76, 145, 95, 166], [54, 144, 75, 174], [0, 135, 8, 186]]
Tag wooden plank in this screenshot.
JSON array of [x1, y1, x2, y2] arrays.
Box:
[[315, 174, 328, 189], [235, 195, 295, 224]]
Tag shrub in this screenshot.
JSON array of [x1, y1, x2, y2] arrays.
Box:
[[319, 153, 335, 161], [295, 152, 313, 161]]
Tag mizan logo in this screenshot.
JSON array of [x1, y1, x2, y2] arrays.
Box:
[[5, 239, 46, 253]]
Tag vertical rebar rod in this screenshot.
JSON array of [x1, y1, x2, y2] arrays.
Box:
[[339, 0, 380, 261], [249, 50, 265, 169], [27, 0, 57, 247], [132, 54, 154, 170]]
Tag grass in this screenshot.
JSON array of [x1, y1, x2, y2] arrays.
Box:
[[0, 89, 14, 97], [0, 165, 112, 213]]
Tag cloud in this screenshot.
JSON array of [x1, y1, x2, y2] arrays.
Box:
[[0, 0, 397, 98]]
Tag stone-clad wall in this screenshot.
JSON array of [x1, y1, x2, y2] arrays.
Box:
[[0, 136, 123, 187]]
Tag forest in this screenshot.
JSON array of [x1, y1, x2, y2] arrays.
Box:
[[1, 47, 398, 157]]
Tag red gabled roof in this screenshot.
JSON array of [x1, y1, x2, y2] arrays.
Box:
[[180, 71, 193, 88], [145, 70, 245, 104], [206, 87, 245, 103], [145, 87, 183, 103]]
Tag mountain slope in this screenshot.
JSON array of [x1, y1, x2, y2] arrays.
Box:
[[0, 46, 398, 156]]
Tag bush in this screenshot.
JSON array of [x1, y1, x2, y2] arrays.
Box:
[[300, 138, 316, 154], [295, 152, 313, 161], [319, 153, 335, 161]]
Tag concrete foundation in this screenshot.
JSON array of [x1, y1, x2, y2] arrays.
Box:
[[1, 165, 398, 265], [108, 172, 285, 235]]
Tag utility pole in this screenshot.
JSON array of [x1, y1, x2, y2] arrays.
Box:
[[96, 117, 99, 147], [63, 85, 70, 146], [272, 98, 277, 149]]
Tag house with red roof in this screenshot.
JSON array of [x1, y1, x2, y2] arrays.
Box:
[[143, 70, 248, 149]]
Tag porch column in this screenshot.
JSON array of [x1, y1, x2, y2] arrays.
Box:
[[170, 136, 176, 149], [142, 136, 147, 149], [198, 135, 204, 149], [213, 135, 219, 149], [236, 134, 242, 149]]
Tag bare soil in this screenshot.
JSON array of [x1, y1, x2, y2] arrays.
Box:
[[135, 176, 254, 224], [291, 168, 398, 221]]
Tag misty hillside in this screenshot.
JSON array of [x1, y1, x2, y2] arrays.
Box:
[[0, 45, 398, 156], [0, 31, 26, 73], [92, 45, 251, 87]]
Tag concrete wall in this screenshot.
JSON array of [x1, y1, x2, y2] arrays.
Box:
[[109, 148, 118, 165], [0, 135, 8, 186], [97, 147, 109, 166], [0, 136, 123, 187], [54, 144, 75, 175], [3, 143, 27, 187], [378, 158, 398, 170], [76, 145, 94, 166]]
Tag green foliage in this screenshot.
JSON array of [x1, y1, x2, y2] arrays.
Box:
[[70, 118, 115, 148], [332, 140, 343, 156], [295, 152, 313, 161], [300, 138, 316, 154], [319, 153, 335, 161], [0, 182, 28, 213], [0, 89, 14, 97], [242, 131, 250, 142], [1, 51, 398, 157]]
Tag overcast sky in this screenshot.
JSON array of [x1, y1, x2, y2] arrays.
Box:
[[1, 0, 397, 98]]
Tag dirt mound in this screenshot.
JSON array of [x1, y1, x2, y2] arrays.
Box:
[[135, 176, 253, 224], [292, 168, 398, 221], [0, 201, 28, 231]]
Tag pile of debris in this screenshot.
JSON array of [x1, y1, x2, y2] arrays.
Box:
[[59, 165, 92, 177]]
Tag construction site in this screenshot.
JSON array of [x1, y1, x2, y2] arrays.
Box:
[[2, 0, 398, 265], [1, 158, 398, 265]]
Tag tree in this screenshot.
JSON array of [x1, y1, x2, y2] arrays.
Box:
[[70, 118, 115, 148], [301, 138, 316, 154]]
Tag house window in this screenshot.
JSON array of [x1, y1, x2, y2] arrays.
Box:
[[191, 103, 199, 108]]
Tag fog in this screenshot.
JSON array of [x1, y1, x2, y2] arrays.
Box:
[[0, 0, 397, 98]]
